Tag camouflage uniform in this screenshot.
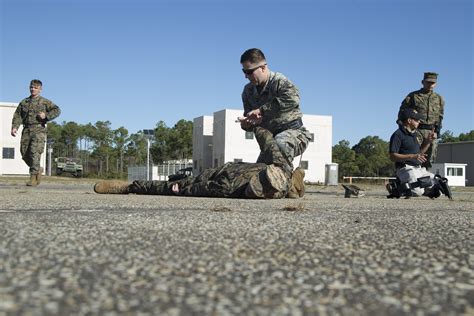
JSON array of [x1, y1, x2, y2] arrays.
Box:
[[397, 72, 444, 169], [130, 127, 292, 199], [242, 71, 312, 167], [398, 89, 444, 168], [11, 95, 61, 175]]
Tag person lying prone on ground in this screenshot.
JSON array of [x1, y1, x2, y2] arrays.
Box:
[[94, 126, 305, 199]]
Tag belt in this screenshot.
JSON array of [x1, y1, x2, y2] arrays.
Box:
[[24, 123, 44, 128], [273, 118, 303, 135]]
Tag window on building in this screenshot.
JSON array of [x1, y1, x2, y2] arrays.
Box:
[[299, 160, 309, 170], [309, 133, 315, 142], [193, 160, 197, 169], [447, 167, 463, 176], [214, 158, 218, 167], [2, 148, 15, 159], [245, 131, 254, 139], [234, 158, 243, 163]]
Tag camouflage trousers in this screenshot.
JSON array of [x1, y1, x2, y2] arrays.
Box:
[[258, 127, 312, 169], [416, 129, 438, 169], [131, 127, 292, 199], [20, 127, 46, 175], [131, 162, 263, 198]]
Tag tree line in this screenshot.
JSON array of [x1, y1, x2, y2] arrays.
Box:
[[439, 130, 474, 143], [47, 119, 472, 180], [47, 120, 193, 178], [333, 130, 474, 179]]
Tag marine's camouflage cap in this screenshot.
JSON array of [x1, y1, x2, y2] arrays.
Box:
[[423, 72, 438, 83]]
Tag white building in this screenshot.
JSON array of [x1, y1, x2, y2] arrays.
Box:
[[192, 116, 214, 173], [432, 163, 468, 187], [436, 141, 473, 186], [0, 102, 46, 175], [193, 109, 333, 183]]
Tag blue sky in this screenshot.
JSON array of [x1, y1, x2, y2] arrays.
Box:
[[1, 0, 472, 146]]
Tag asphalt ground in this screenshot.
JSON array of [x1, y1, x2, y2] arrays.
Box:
[[0, 176, 473, 316]]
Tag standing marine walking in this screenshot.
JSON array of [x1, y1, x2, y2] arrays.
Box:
[[11, 79, 61, 186]]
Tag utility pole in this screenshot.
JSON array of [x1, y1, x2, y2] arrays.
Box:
[[143, 129, 155, 181]]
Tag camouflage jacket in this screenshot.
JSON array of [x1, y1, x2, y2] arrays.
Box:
[[132, 161, 290, 199], [398, 89, 444, 132], [242, 71, 302, 134], [179, 162, 268, 198], [12, 95, 61, 130], [130, 127, 292, 199]]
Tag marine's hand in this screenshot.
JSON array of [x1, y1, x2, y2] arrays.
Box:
[[236, 116, 262, 129], [415, 153, 428, 163], [247, 108, 262, 120], [37, 112, 46, 120], [11, 128, 17, 137], [172, 183, 180, 194], [427, 129, 437, 142], [240, 119, 253, 130]]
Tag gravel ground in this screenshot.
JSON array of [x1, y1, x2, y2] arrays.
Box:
[[0, 176, 473, 315]]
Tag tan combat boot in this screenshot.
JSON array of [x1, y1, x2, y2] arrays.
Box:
[[36, 167, 44, 185], [26, 174, 38, 187], [287, 167, 305, 198], [94, 180, 130, 194]]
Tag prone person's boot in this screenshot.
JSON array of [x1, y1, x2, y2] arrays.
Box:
[[286, 167, 305, 198], [36, 167, 44, 185], [26, 174, 38, 187], [245, 165, 291, 199], [94, 180, 130, 194]]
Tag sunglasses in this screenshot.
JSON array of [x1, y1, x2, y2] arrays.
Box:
[[242, 64, 266, 75]]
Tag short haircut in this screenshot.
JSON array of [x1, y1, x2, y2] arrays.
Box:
[[30, 79, 42, 87], [240, 48, 266, 64]]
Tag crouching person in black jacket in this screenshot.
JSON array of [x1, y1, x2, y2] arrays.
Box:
[[387, 108, 452, 199]]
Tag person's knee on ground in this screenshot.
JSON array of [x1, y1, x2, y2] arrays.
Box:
[[423, 175, 452, 200]]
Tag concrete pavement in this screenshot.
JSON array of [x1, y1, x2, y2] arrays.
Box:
[[0, 177, 473, 315]]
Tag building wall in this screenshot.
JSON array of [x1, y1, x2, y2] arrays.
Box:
[[211, 111, 228, 168], [436, 141, 474, 186], [206, 109, 333, 183], [1, 102, 46, 175], [213, 109, 260, 165], [302, 114, 333, 183], [192, 116, 213, 174]]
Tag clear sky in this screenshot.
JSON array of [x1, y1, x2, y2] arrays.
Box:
[[1, 0, 472, 146]]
